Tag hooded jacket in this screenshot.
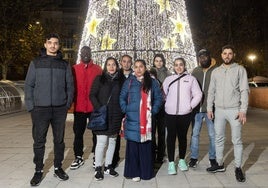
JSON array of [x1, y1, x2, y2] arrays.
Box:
[[24, 49, 74, 111], [192, 58, 217, 112], [207, 63, 249, 113]]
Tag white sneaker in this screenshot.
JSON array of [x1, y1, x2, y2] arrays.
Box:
[[70, 156, 84, 170], [132, 177, 141, 182]]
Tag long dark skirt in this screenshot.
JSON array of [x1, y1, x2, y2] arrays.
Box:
[[124, 140, 154, 180]]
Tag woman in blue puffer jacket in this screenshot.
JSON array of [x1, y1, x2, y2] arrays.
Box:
[[120, 59, 163, 181]]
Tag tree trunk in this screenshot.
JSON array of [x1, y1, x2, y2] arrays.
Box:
[[1, 63, 8, 80]]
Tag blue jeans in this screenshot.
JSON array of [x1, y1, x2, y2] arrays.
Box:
[[190, 112, 216, 160]]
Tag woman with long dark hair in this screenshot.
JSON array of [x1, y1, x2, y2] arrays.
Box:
[[90, 57, 124, 181], [120, 59, 163, 181], [151, 53, 172, 163]]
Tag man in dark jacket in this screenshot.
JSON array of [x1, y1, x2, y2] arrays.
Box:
[[25, 33, 74, 186], [111, 54, 132, 169], [189, 49, 217, 169]]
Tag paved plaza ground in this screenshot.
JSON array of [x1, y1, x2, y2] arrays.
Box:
[[0, 107, 267, 188]]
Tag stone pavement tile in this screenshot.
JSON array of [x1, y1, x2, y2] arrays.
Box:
[[0, 178, 29, 188], [0, 148, 32, 154], [56, 178, 91, 188], [0, 153, 14, 161], [187, 174, 224, 188], [124, 178, 157, 188], [245, 147, 268, 187], [0, 164, 17, 178], [156, 151, 190, 188], [248, 174, 268, 187], [8, 153, 32, 161], [89, 175, 125, 188]]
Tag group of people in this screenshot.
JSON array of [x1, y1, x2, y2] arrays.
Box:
[[24, 33, 249, 187]]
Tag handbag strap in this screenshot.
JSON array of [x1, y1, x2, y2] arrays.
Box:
[[106, 86, 115, 105], [166, 74, 187, 95]]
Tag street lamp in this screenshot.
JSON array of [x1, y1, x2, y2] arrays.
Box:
[[248, 54, 257, 76], [248, 54, 256, 64]]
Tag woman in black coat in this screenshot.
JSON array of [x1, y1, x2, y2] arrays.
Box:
[[90, 57, 124, 181]]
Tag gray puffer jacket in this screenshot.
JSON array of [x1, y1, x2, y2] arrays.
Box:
[[24, 50, 74, 111]]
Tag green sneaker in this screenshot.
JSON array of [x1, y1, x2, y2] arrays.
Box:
[[178, 159, 188, 171], [168, 161, 177, 175]]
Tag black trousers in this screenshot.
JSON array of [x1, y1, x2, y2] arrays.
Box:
[[152, 107, 166, 161], [73, 112, 96, 157], [165, 113, 191, 161], [112, 134, 121, 168], [31, 106, 67, 171]]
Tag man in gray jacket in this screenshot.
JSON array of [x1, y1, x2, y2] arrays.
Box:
[[206, 45, 249, 182], [25, 33, 74, 186]]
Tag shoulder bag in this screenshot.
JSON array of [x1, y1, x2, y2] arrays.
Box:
[[87, 87, 115, 131]]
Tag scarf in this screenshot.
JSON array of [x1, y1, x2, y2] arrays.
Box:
[[156, 66, 169, 84], [106, 71, 118, 80], [140, 89, 152, 142]]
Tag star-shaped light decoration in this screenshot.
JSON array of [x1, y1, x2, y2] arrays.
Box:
[[170, 13, 188, 44], [86, 12, 104, 39], [155, 0, 171, 14], [103, 0, 120, 14], [100, 32, 117, 50], [161, 36, 178, 50]]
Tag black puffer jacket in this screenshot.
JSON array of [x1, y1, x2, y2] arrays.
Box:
[[90, 73, 124, 135]]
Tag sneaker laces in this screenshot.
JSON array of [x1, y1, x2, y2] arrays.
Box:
[[73, 158, 80, 164]]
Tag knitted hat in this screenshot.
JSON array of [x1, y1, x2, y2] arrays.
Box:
[[198, 49, 210, 57]]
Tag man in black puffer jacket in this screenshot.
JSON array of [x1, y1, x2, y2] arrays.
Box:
[[25, 33, 74, 186]]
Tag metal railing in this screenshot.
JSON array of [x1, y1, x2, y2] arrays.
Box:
[[0, 80, 25, 115]]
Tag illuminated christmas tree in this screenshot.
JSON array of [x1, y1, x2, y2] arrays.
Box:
[[78, 0, 197, 70]]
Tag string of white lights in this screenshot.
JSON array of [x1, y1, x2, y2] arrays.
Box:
[[78, 0, 197, 71]]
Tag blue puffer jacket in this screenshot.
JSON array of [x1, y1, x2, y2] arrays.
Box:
[[119, 74, 163, 142]]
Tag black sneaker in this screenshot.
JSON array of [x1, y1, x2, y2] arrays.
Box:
[[189, 158, 198, 168], [54, 168, 69, 181], [206, 163, 226, 173], [70, 156, 84, 170], [30, 171, 43, 186], [95, 166, 104, 181], [104, 165, 119, 177], [209, 159, 217, 167], [235, 167, 246, 182]]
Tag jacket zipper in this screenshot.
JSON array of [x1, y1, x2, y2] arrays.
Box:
[[50, 60, 53, 106], [176, 78, 180, 114]]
